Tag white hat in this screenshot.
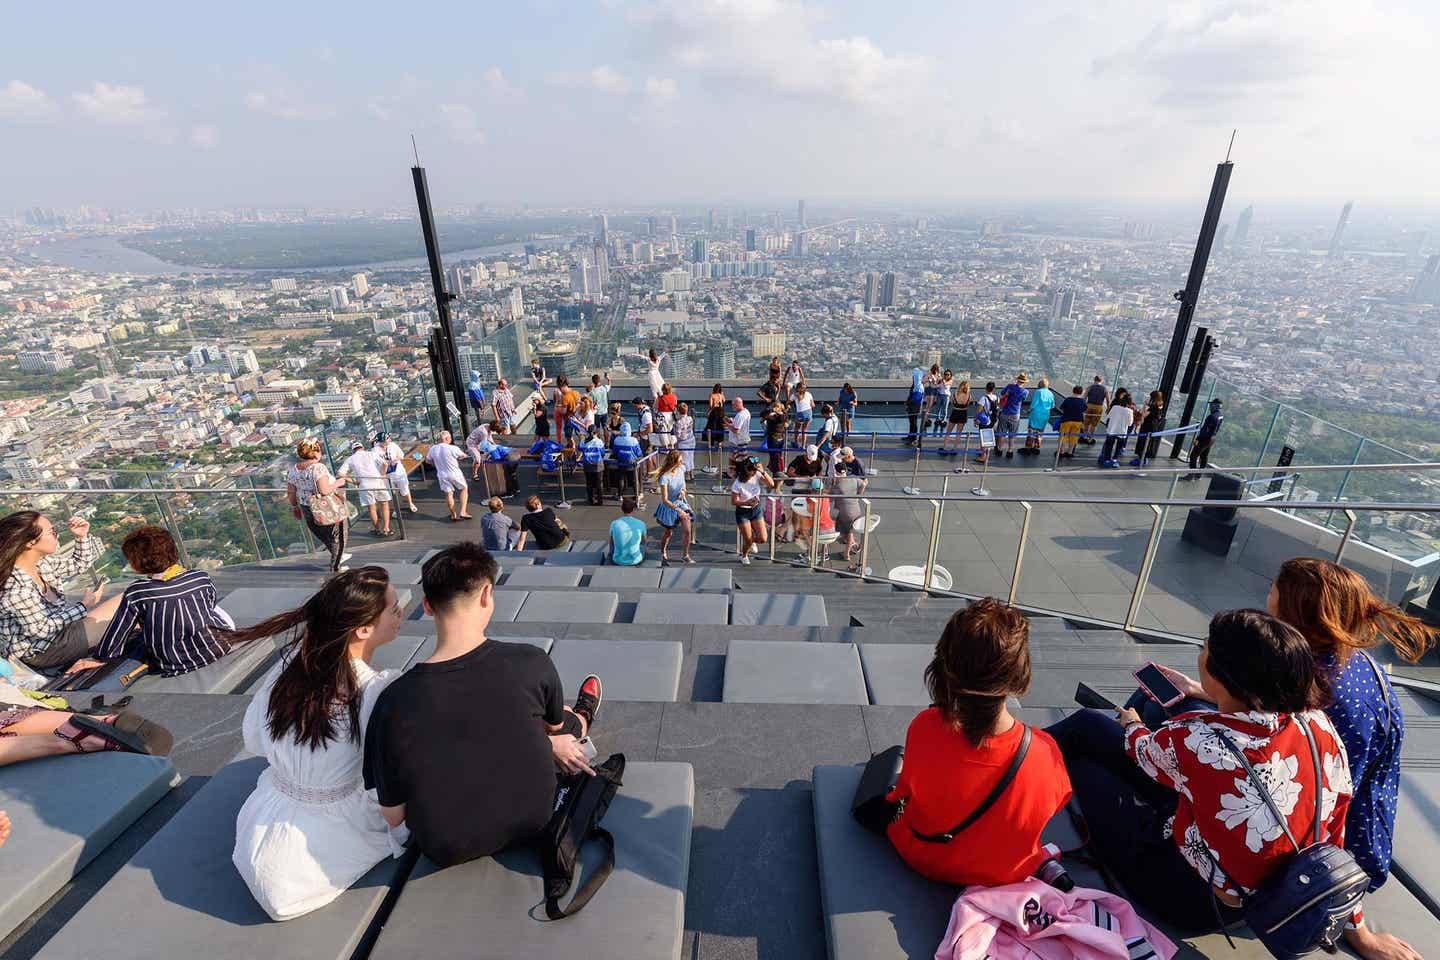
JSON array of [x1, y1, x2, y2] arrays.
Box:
[[805, 444, 819, 458]]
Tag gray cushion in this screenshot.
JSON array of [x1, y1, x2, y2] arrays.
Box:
[[419, 548, 532, 567], [542, 550, 608, 567], [658, 568, 733, 592], [566, 539, 608, 552], [371, 763, 693, 960], [723, 641, 867, 704], [502, 566, 584, 588], [1393, 769, 1440, 917], [369, 634, 429, 672], [549, 639, 683, 702], [633, 593, 730, 625], [217, 587, 325, 627], [730, 593, 828, 627], [587, 568, 663, 589], [33, 757, 403, 960], [516, 591, 618, 623], [0, 754, 176, 942], [373, 562, 423, 585], [858, 644, 933, 706], [418, 589, 519, 623], [127, 635, 284, 696], [812, 764, 955, 960], [404, 635, 555, 668]]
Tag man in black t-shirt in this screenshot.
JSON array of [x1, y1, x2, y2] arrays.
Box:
[[786, 444, 823, 487], [516, 495, 569, 549], [363, 543, 602, 868], [761, 403, 788, 473]]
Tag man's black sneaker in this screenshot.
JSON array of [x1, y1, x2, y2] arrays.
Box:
[[574, 674, 603, 728]]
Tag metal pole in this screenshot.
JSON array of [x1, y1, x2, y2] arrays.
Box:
[[157, 496, 192, 568], [904, 443, 922, 496], [808, 495, 822, 570], [956, 425, 971, 474], [247, 475, 276, 558], [922, 499, 942, 593], [1257, 404, 1282, 470], [390, 477, 407, 541], [1124, 504, 1167, 629], [1326, 438, 1365, 528], [412, 163, 470, 439], [971, 444, 992, 496], [869, 431, 878, 475], [1335, 509, 1359, 564], [556, 461, 572, 510], [235, 489, 261, 562], [769, 494, 778, 564], [1006, 501, 1033, 606], [858, 498, 872, 577]]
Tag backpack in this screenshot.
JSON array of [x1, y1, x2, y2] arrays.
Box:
[[1203, 721, 1369, 959], [975, 396, 993, 428], [540, 752, 625, 919]]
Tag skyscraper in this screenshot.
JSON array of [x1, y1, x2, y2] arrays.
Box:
[[595, 213, 609, 245], [745, 228, 757, 252], [1234, 205, 1254, 246], [505, 286, 524, 321], [1328, 201, 1353, 257], [646, 216, 658, 237], [449, 265, 467, 296], [863, 272, 880, 311], [704, 340, 736, 380], [879, 272, 899, 308], [668, 215, 678, 237], [690, 238, 709, 263], [791, 233, 807, 257], [350, 273, 369, 298], [329, 286, 349, 311], [1411, 254, 1440, 303], [1214, 224, 1230, 254], [1048, 288, 1075, 329], [489, 316, 530, 374], [592, 243, 610, 290], [569, 260, 592, 297], [751, 331, 787, 358], [707, 209, 716, 232], [797, 199, 806, 227]]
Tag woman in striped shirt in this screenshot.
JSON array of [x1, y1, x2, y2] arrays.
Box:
[[65, 526, 231, 678]]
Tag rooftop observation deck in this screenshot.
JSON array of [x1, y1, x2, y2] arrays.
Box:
[[1, 396, 1438, 960]]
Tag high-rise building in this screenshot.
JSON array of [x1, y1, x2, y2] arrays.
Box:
[[1234, 205, 1254, 246], [668, 215, 678, 237], [704, 340, 736, 380], [879, 272, 900, 308], [707, 209, 716, 232], [1411, 254, 1440, 303], [646, 216, 658, 237], [269, 278, 297, 293], [489, 316, 530, 374], [1038, 258, 1050, 285], [537, 340, 579, 380], [661, 268, 690, 294], [751, 330, 787, 358], [458, 345, 502, 383], [1328, 201, 1353, 257], [797, 199, 806, 227], [1048, 288, 1075, 328], [449, 265, 467, 296], [569, 260, 592, 297], [595, 213, 609, 245], [592, 243, 610, 290], [1214, 224, 1229, 254], [351, 273, 369, 298], [792, 233, 807, 257], [863, 272, 880, 311], [19, 349, 73, 372], [745, 228, 757, 252], [222, 348, 260, 376], [329, 286, 349, 311], [690, 238, 709, 263], [505, 286, 524, 322], [491, 260, 511, 279]]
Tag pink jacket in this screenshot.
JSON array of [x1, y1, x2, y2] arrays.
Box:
[[936, 879, 1175, 960]]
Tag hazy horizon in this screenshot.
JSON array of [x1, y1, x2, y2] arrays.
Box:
[[3, 1, 1438, 211]]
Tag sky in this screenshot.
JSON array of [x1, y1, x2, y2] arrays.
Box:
[[2, 0, 1438, 212]]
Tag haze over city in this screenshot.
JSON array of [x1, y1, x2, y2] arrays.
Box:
[[3, 0, 1439, 209]]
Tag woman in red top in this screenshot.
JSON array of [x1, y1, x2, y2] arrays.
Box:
[[1047, 609, 1353, 932], [887, 599, 1072, 887]]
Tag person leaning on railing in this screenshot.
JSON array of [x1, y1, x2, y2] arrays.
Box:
[[0, 510, 123, 671]]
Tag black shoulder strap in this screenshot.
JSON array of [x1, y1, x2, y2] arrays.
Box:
[[544, 826, 615, 920], [1360, 652, 1392, 741], [912, 725, 1031, 844]]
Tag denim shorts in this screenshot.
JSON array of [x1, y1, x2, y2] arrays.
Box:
[[734, 503, 763, 524]]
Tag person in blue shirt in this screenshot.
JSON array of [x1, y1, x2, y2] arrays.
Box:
[[836, 382, 857, 442], [579, 427, 607, 506], [904, 369, 924, 446], [1022, 376, 1054, 457], [996, 373, 1029, 458], [610, 422, 643, 500], [466, 371, 487, 421], [608, 496, 647, 566]]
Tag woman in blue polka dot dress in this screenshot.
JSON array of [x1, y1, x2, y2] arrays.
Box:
[[1269, 557, 1437, 960]]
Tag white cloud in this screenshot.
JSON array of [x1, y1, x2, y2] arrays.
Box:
[[244, 90, 308, 120], [0, 80, 59, 122], [626, 1, 930, 109], [552, 65, 634, 95], [644, 76, 678, 104], [190, 124, 221, 149], [439, 103, 485, 144], [72, 82, 151, 124], [483, 66, 521, 98]]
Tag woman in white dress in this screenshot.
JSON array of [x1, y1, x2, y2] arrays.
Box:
[[674, 402, 696, 477], [635, 348, 666, 400], [232, 566, 406, 921]]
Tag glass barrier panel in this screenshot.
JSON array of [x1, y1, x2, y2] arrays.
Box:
[[1201, 373, 1275, 472], [1007, 499, 1152, 625]]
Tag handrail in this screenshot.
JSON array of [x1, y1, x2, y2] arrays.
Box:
[[0, 486, 293, 494], [675, 489, 1440, 512]]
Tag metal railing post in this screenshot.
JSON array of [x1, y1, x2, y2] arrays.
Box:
[[904, 442, 922, 496], [1256, 404, 1282, 470], [1007, 501, 1033, 605], [156, 496, 192, 568], [922, 498, 942, 593], [390, 477, 407, 541], [1335, 509, 1359, 564], [869, 431, 878, 475], [1326, 438, 1365, 529], [769, 494, 778, 563], [247, 475, 276, 557], [235, 488, 261, 562], [1124, 504, 1167, 629], [859, 498, 872, 577], [809, 495, 822, 570], [556, 462, 572, 510]]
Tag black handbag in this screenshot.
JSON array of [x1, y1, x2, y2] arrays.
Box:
[[1204, 721, 1369, 959], [540, 752, 625, 919], [851, 744, 905, 834]]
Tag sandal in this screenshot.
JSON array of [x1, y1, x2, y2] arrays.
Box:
[[56, 712, 173, 756]]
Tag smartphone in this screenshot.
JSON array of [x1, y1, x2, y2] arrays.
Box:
[[1074, 682, 1116, 711], [1134, 662, 1184, 708], [577, 736, 598, 762]]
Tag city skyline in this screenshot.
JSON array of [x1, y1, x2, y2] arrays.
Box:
[[2, 1, 1439, 209]]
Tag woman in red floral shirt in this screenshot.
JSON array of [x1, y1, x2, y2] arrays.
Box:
[[1047, 609, 1353, 932]]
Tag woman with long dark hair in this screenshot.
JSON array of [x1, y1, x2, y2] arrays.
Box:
[[232, 567, 405, 921], [0, 510, 123, 669]]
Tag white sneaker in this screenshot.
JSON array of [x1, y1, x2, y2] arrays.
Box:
[[340, 553, 353, 564], [739, 555, 752, 565], [748, 544, 760, 555], [337, 565, 350, 573]]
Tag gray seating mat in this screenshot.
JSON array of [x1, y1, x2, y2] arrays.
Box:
[[125, 635, 285, 695], [858, 644, 933, 706], [33, 757, 402, 960], [566, 539, 609, 551], [0, 754, 176, 942], [516, 590, 618, 623], [419, 549, 532, 567], [372, 562, 423, 585], [633, 592, 730, 625], [723, 640, 866, 704], [541, 550, 608, 566], [217, 587, 326, 627], [658, 567, 733, 591], [730, 592, 828, 627], [501, 566, 584, 588], [548, 639, 683, 702], [404, 635, 555, 668], [587, 568, 663, 589], [1393, 769, 1440, 917], [369, 634, 430, 672], [371, 762, 694, 960]]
